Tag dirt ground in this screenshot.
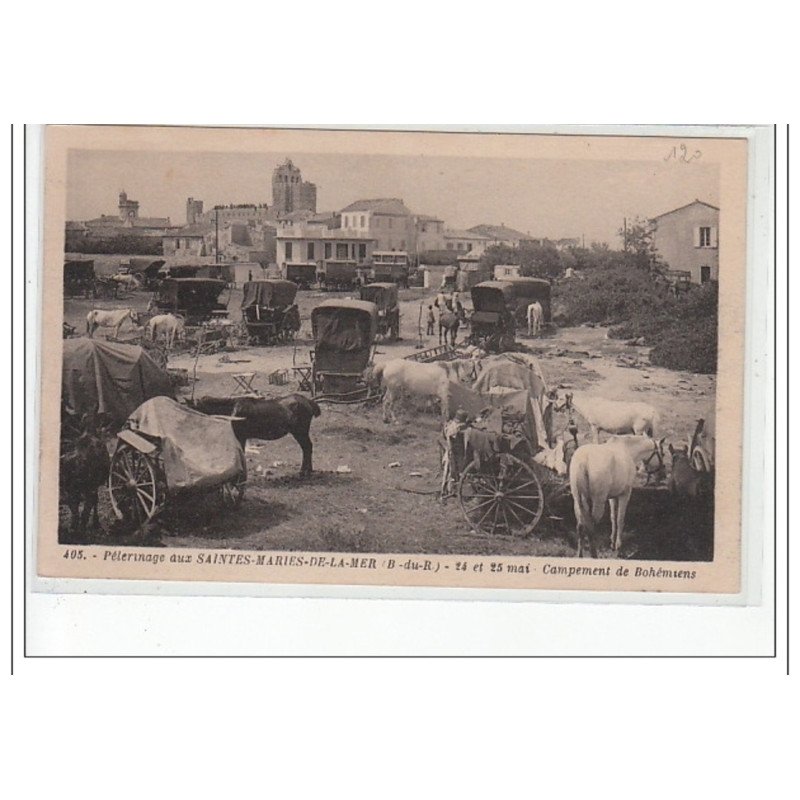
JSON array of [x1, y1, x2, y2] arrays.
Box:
[[61, 284, 716, 560]]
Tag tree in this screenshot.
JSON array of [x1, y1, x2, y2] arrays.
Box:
[[618, 216, 661, 271]]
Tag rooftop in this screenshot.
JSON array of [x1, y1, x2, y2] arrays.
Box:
[[340, 198, 414, 216], [163, 223, 213, 237], [652, 199, 720, 219], [467, 224, 533, 241]]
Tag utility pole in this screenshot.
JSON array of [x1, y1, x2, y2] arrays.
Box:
[[623, 217, 628, 252], [215, 208, 220, 263]]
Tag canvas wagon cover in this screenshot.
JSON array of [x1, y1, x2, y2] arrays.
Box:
[[471, 281, 515, 313], [62, 338, 173, 426], [241, 280, 297, 310], [128, 397, 245, 491]]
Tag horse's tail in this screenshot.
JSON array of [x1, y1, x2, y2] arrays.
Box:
[[371, 362, 385, 387], [570, 458, 595, 535]]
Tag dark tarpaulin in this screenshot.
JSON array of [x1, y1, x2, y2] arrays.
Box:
[[241, 280, 298, 310], [62, 339, 174, 426]]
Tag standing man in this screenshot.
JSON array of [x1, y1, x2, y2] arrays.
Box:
[[426, 305, 436, 335]]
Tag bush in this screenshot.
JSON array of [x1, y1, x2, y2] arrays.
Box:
[[650, 317, 718, 373], [554, 268, 718, 373]]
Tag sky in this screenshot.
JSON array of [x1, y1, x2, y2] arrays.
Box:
[[66, 148, 720, 245]]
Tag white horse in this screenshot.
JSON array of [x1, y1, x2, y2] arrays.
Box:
[[147, 313, 185, 349], [86, 308, 137, 339], [562, 392, 659, 443], [570, 435, 666, 556], [372, 359, 460, 424], [526, 301, 543, 336]]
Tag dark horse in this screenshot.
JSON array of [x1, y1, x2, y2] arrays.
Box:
[[59, 413, 111, 541], [189, 393, 321, 477]]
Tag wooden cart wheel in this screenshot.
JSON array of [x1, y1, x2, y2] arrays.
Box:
[[108, 442, 164, 524], [458, 453, 544, 537]]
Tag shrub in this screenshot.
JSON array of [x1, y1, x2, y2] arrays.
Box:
[[554, 269, 718, 373]]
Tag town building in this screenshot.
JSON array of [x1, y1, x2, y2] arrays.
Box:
[[444, 229, 492, 257], [163, 219, 277, 265], [493, 264, 523, 280], [415, 215, 446, 253], [652, 199, 719, 284], [277, 209, 339, 229], [272, 159, 317, 215], [339, 198, 419, 253], [467, 223, 533, 249], [276, 225, 374, 273], [76, 191, 173, 239]]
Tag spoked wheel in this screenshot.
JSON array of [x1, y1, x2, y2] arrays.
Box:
[[108, 442, 164, 525], [458, 454, 544, 537]]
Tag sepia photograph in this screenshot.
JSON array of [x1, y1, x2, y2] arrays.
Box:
[[35, 125, 750, 593]]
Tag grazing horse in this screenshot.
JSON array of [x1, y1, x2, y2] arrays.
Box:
[[86, 308, 137, 339], [569, 435, 666, 557], [147, 313, 185, 349], [526, 300, 543, 337], [59, 415, 111, 540], [560, 392, 659, 443], [372, 359, 460, 424], [189, 394, 321, 477]]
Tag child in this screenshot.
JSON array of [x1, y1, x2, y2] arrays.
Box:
[[426, 305, 436, 335]]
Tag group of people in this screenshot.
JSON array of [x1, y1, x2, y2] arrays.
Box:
[[426, 288, 464, 335]]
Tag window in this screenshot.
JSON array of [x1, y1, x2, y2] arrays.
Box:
[[359, 243, 367, 260], [388, 218, 393, 229], [700, 265, 711, 283], [400, 240, 405, 250], [447, 242, 453, 250], [360, 216, 365, 228], [285, 242, 293, 260], [324, 242, 331, 259], [336, 243, 348, 259], [307, 242, 315, 260], [699, 227, 711, 247]]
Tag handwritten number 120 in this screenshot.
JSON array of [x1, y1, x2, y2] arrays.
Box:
[[664, 144, 702, 163]]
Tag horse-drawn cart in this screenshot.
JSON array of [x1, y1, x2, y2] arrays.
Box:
[[153, 277, 228, 324], [241, 279, 301, 345], [468, 281, 517, 351], [359, 282, 400, 341], [108, 396, 246, 526], [306, 299, 380, 402], [440, 358, 572, 538]]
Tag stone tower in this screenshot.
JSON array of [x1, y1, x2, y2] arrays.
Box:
[[186, 197, 204, 224], [272, 159, 317, 215], [118, 190, 139, 221]]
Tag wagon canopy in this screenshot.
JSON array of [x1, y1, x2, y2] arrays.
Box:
[[503, 277, 552, 321], [156, 277, 227, 309], [471, 281, 516, 314], [359, 282, 398, 309], [312, 299, 377, 350], [127, 257, 165, 276], [241, 279, 298, 310], [62, 338, 173, 427], [126, 396, 245, 491]]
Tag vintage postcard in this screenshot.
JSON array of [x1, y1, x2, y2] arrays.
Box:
[[34, 124, 756, 595]]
